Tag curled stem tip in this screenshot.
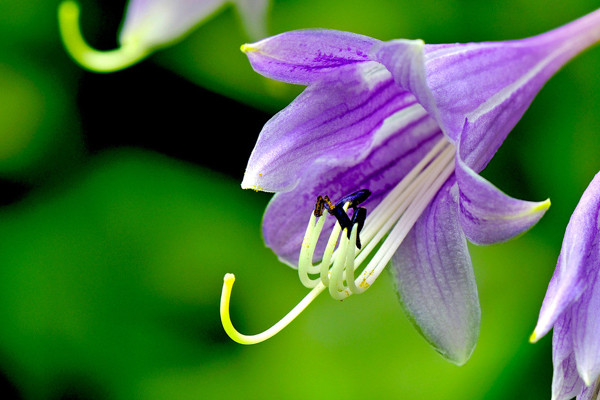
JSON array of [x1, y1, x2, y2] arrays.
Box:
[[58, 0, 150, 73], [220, 273, 325, 345]]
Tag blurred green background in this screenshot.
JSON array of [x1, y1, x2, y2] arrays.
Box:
[[0, 0, 599, 399]]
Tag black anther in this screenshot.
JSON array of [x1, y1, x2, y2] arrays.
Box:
[[328, 204, 353, 232], [335, 189, 371, 211], [313, 189, 370, 250], [351, 207, 367, 249]]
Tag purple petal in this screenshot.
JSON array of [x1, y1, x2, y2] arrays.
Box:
[[578, 384, 599, 400], [242, 30, 379, 85], [390, 180, 480, 365], [242, 63, 420, 193], [261, 112, 443, 266], [573, 267, 600, 386], [533, 172, 600, 341], [370, 40, 442, 137], [372, 10, 600, 172], [552, 309, 585, 400], [455, 154, 549, 245], [119, 0, 226, 47]]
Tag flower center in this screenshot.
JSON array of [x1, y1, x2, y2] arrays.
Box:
[[220, 137, 456, 344], [298, 137, 455, 300]]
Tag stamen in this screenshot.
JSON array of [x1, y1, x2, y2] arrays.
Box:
[[345, 225, 361, 294], [328, 227, 352, 299], [58, 1, 150, 72], [329, 224, 361, 299], [298, 211, 328, 287], [220, 137, 457, 344], [327, 203, 353, 232], [350, 207, 367, 249], [298, 197, 360, 289], [335, 189, 371, 211], [352, 148, 455, 293], [314, 195, 325, 217], [353, 142, 454, 268], [220, 273, 326, 344], [313, 138, 455, 298], [329, 190, 371, 235], [323, 195, 334, 211], [319, 216, 344, 286]]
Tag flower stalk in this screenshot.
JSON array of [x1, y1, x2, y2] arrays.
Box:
[[58, 0, 269, 72], [58, 1, 149, 73]]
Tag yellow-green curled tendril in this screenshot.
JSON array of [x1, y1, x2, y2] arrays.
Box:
[[220, 273, 325, 344], [58, 1, 150, 73]]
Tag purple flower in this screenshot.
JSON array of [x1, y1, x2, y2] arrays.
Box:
[[531, 172, 600, 400], [58, 0, 269, 72], [220, 10, 600, 364]]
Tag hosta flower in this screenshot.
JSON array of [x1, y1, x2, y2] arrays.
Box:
[[220, 10, 600, 364], [58, 0, 269, 72], [531, 172, 600, 400]]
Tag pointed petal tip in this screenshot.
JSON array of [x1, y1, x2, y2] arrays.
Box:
[[440, 343, 476, 366], [531, 297, 563, 343], [537, 198, 551, 212], [241, 172, 266, 192], [580, 370, 594, 387], [447, 354, 470, 367], [529, 330, 539, 343], [240, 43, 257, 53]]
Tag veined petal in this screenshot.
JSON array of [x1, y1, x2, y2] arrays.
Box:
[[390, 180, 480, 365], [370, 39, 442, 137], [552, 310, 585, 400], [261, 111, 443, 266], [533, 172, 600, 341], [242, 63, 419, 192], [553, 354, 584, 400], [455, 153, 549, 245], [119, 0, 227, 48], [578, 385, 599, 400], [242, 29, 379, 85], [573, 267, 600, 386], [235, 0, 269, 40], [373, 10, 600, 172]]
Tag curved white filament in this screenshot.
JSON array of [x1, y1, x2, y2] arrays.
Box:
[[220, 273, 325, 345]]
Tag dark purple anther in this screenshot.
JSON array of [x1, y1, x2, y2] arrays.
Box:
[[328, 204, 353, 232], [334, 189, 371, 211], [311, 189, 371, 248], [351, 207, 367, 249], [316, 189, 370, 249]]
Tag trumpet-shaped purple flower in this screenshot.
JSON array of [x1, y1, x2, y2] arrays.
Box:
[[531, 172, 600, 400], [220, 10, 600, 364], [58, 0, 269, 72]]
